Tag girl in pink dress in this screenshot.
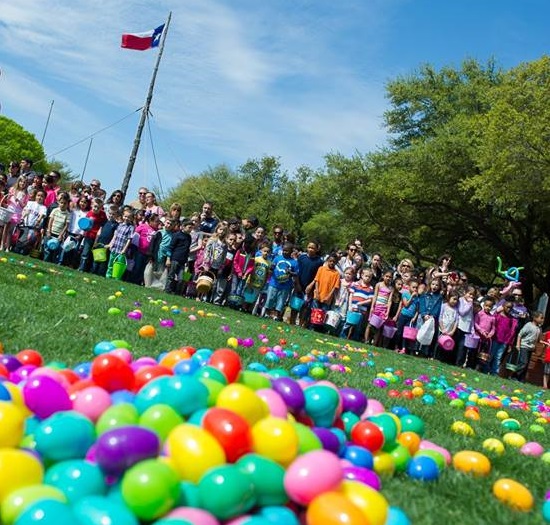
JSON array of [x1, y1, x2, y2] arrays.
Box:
[[365, 270, 394, 346]]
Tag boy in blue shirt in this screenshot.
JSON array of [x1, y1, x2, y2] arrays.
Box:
[[265, 242, 300, 321]]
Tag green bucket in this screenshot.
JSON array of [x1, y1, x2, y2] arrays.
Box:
[[92, 246, 107, 262], [112, 254, 127, 280]]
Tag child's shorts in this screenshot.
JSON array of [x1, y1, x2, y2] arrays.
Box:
[[265, 286, 291, 312]]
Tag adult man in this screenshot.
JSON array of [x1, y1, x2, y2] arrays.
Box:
[[199, 201, 218, 234], [89, 179, 107, 201], [128, 187, 148, 210]]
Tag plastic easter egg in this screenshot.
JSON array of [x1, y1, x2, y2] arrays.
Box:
[[0, 401, 25, 447], [306, 491, 368, 525], [202, 407, 252, 462], [452, 450, 491, 476], [16, 349, 43, 367], [159, 319, 175, 328], [451, 421, 474, 437], [34, 411, 96, 462], [91, 355, 135, 393], [216, 384, 268, 425], [399, 414, 425, 436], [14, 499, 76, 525], [45, 460, 106, 503], [406, 456, 439, 481], [387, 443, 412, 472], [166, 423, 226, 483], [0, 449, 44, 502], [258, 506, 300, 525], [65, 289, 77, 296], [340, 480, 389, 525], [501, 418, 521, 431], [227, 337, 239, 349], [284, 450, 342, 505], [502, 432, 526, 448], [127, 310, 143, 321], [519, 441, 544, 456], [339, 387, 368, 416], [107, 307, 121, 316], [2, 485, 66, 525], [343, 445, 374, 469], [397, 431, 421, 455], [134, 365, 173, 390], [72, 495, 139, 525], [72, 386, 112, 422], [95, 426, 161, 477], [482, 438, 505, 454], [385, 506, 411, 525], [270, 377, 305, 413], [194, 365, 228, 385], [418, 440, 451, 465], [372, 451, 395, 476], [139, 325, 157, 338], [251, 416, 299, 466], [492, 478, 534, 511], [197, 464, 255, 520], [200, 378, 225, 407], [414, 450, 446, 471], [236, 453, 287, 507], [256, 388, 288, 419], [292, 422, 322, 454], [209, 348, 242, 383], [121, 459, 180, 521], [311, 427, 340, 454], [139, 404, 183, 443], [342, 466, 381, 491], [303, 384, 340, 428], [350, 420, 385, 452], [135, 376, 209, 416], [238, 370, 271, 391], [22, 375, 72, 419], [165, 508, 219, 524]]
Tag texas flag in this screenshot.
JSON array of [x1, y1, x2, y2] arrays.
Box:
[[121, 24, 165, 51]]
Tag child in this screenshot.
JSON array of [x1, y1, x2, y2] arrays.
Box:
[[228, 242, 255, 309], [165, 219, 194, 294], [265, 242, 299, 321], [212, 232, 238, 305], [395, 279, 420, 354], [455, 286, 476, 367], [144, 217, 175, 288], [416, 278, 443, 358], [60, 195, 89, 267], [513, 310, 545, 382], [366, 270, 394, 347], [105, 209, 134, 279], [79, 198, 107, 272], [243, 242, 271, 313], [1, 175, 29, 251], [92, 205, 120, 277], [189, 236, 209, 300], [43, 192, 71, 263], [307, 253, 341, 312], [131, 213, 161, 285], [474, 298, 496, 372], [489, 301, 517, 376], [382, 277, 403, 349], [333, 267, 356, 319], [17, 189, 47, 255], [436, 292, 459, 362], [340, 268, 374, 341]]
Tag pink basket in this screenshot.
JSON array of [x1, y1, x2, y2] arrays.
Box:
[[438, 334, 455, 351], [369, 314, 385, 329], [403, 325, 418, 340], [464, 333, 480, 349]]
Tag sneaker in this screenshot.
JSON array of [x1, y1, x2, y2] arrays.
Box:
[[398, 349, 406, 354]]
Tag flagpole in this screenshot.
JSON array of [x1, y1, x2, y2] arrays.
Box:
[[120, 11, 172, 199]]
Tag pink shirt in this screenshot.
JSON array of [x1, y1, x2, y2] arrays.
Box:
[[493, 313, 518, 345], [474, 310, 495, 340], [134, 223, 157, 254]]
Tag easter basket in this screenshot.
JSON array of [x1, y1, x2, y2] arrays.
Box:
[[0, 197, 14, 226], [505, 348, 521, 372], [196, 271, 215, 294]]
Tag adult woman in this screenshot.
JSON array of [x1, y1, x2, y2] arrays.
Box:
[[106, 190, 124, 209], [144, 192, 165, 218]]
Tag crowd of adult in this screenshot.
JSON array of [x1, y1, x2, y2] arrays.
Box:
[[1, 161, 548, 388]]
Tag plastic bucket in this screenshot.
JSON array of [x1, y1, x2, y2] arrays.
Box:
[[403, 325, 418, 340], [78, 217, 93, 231], [383, 324, 398, 339], [369, 314, 385, 329], [346, 311, 363, 326], [438, 334, 455, 351], [92, 246, 107, 262], [324, 311, 342, 329], [464, 333, 480, 349], [310, 308, 326, 325], [289, 295, 305, 311], [46, 238, 60, 251], [228, 294, 243, 306], [112, 254, 127, 280], [243, 287, 258, 303]]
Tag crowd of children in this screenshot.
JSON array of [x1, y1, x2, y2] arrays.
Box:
[[1, 170, 549, 387]]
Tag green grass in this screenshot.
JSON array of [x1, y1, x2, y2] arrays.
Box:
[[1, 254, 549, 524]]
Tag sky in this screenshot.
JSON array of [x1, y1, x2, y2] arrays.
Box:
[[1, 0, 549, 201]]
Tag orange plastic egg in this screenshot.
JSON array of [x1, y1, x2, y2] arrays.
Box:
[[492, 478, 534, 511], [452, 450, 491, 476]]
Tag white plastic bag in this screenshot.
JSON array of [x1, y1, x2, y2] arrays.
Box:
[[416, 317, 435, 345]]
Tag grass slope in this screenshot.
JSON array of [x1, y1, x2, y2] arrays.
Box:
[[0, 254, 549, 524]]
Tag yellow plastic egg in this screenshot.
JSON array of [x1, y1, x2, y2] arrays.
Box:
[[372, 451, 395, 476], [16, 274, 27, 280], [502, 432, 526, 448], [496, 410, 509, 420], [492, 478, 534, 511], [114, 291, 123, 297], [451, 421, 475, 437], [452, 450, 491, 476], [464, 409, 480, 421], [482, 438, 505, 455], [535, 417, 548, 425], [412, 387, 424, 397]]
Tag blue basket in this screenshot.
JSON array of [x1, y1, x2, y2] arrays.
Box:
[[243, 288, 258, 303], [289, 295, 305, 310], [346, 311, 363, 325]]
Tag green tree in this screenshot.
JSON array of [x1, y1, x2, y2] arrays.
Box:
[[0, 116, 45, 173]]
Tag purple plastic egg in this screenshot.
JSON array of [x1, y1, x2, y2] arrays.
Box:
[[0, 355, 23, 372], [159, 319, 175, 328], [339, 387, 368, 416], [22, 375, 72, 419], [126, 311, 142, 320], [95, 425, 161, 477], [312, 427, 340, 454], [271, 377, 305, 413], [342, 466, 381, 490]]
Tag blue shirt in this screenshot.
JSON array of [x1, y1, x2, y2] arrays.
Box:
[[297, 253, 323, 289], [400, 290, 419, 318], [268, 255, 299, 290]]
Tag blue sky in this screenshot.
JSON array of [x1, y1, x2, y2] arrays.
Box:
[[1, 0, 548, 201]]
